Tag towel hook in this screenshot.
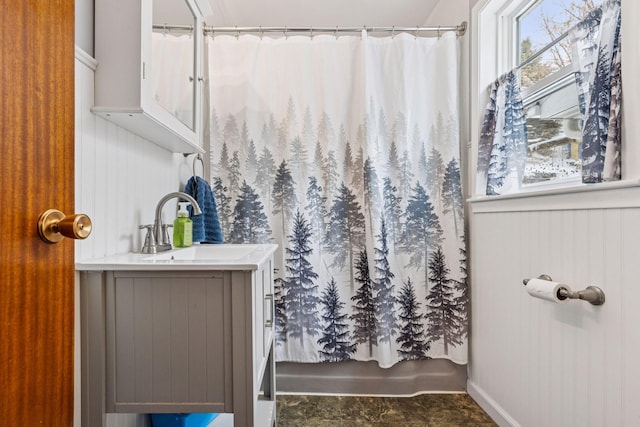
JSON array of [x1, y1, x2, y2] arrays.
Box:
[[192, 153, 204, 178]]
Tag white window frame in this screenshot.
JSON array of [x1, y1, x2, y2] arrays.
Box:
[[469, 0, 640, 203]]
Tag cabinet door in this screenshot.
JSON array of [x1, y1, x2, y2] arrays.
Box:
[[106, 272, 231, 413], [253, 268, 265, 377], [251, 259, 275, 382], [262, 258, 274, 356], [93, 0, 203, 153]]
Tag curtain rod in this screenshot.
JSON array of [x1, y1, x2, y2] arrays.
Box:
[[515, 30, 569, 72], [202, 22, 467, 37], [153, 24, 194, 32], [153, 22, 467, 37]]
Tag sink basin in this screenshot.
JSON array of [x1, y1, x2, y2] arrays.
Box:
[[143, 244, 261, 262]]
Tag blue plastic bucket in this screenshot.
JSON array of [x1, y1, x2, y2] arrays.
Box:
[[151, 413, 218, 427]]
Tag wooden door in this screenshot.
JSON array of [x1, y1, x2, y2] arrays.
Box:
[[0, 1, 75, 425]]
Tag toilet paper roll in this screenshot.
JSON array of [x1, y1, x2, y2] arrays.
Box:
[[525, 278, 570, 303]]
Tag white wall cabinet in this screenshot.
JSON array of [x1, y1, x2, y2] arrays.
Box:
[[93, 0, 205, 154], [80, 258, 276, 427]]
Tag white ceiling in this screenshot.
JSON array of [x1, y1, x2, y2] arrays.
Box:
[[204, 0, 441, 27]]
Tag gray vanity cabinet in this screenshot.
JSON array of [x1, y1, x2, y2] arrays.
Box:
[[80, 259, 276, 427]]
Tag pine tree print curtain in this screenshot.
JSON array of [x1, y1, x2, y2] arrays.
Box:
[[207, 31, 467, 367], [570, 0, 622, 183], [475, 71, 528, 196]]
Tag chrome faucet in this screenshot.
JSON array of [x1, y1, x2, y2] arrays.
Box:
[[140, 191, 202, 253]]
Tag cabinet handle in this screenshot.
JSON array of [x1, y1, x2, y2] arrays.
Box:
[[264, 293, 274, 328]]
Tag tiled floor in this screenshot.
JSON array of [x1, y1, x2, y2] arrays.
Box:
[[276, 394, 497, 426]]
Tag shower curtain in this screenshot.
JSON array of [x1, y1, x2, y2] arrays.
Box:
[[207, 31, 467, 367]]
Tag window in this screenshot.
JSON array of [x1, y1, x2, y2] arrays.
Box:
[[474, 0, 639, 201], [515, 0, 603, 186]]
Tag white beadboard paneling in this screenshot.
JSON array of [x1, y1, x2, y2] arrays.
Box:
[[93, 115, 108, 256], [571, 209, 590, 427], [586, 209, 605, 427], [469, 189, 640, 427], [544, 211, 570, 425], [558, 210, 577, 427], [602, 209, 623, 427], [74, 52, 193, 262], [621, 209, 640, 426], [75, 57, 97, 259], [517, 210, 533, 425], [468, 0, 640, 424]]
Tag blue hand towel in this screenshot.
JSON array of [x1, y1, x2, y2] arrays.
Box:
[[184, 176, 224, 243]]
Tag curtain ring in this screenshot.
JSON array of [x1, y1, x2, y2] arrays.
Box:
[[163, 23, 168, 36], [391, 26, 395, 38], [335, 26, 339, 39], [362, 25, 366, 39], [310, 26, 313, 39], [285, 26, 288, 39], [437, 26, 441, 38], [259, 25, 263, 40], [235, 25, 239, 39], [415, 26, 419, 40]]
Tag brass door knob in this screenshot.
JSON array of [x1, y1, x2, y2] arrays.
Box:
[[37, 209, 92, 243]]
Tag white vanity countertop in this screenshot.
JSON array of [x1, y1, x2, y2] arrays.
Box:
[[76, 243, 278, 271]]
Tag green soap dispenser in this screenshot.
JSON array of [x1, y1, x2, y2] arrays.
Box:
[[173, 202, 193, 248]]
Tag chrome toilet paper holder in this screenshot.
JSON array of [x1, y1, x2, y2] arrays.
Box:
[[522, 275, 606, 306]]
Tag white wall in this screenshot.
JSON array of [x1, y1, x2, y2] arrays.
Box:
[[468, 189, 640, 427], [75, 0, 93, 55], [467, 1, 640, 426], [74, 49, 195, 262], [425, 0, 470, 26]]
